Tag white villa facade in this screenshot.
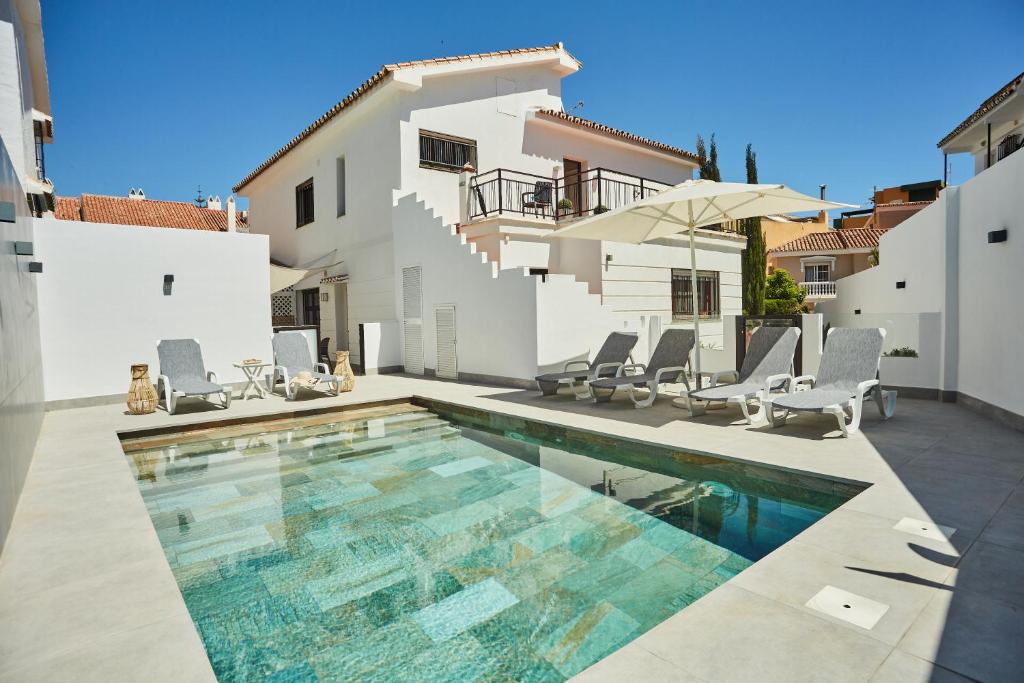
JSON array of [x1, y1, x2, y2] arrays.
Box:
[[236, 44, 745, 386]]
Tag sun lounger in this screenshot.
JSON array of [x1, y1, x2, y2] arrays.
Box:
[[764, 327, 897, 436], [589, 329, 695, 408], [685, 326, 800, 424], [535, 331, 639, 400], [271, 332, 340, 400], [156, 338, 232, 415]]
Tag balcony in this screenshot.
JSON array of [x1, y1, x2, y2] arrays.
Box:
[[466, 168, 748, 233], [800, 281, 837, 298]]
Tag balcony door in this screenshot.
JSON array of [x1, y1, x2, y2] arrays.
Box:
[[804, 264, 830, 282], [563, 158, 584, 217]]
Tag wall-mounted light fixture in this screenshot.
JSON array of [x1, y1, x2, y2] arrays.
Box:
[[163, 274, 174, 296], [988, 228, 1008, 244], [320, 292, 329, 303], [0, 201, 15, 223], [14, 241, 33, 255], [28, 262, 42, 273], [896, 281, 907, 289]]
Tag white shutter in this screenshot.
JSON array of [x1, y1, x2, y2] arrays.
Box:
[[435, 305, 457, 379], [402, 266, 424, 375]]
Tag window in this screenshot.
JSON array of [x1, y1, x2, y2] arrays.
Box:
[[419, 130, 477, 172], [672, 270, 720, 319], [295, 178, 314, 227], [804, 264, 830, 282], [33, 121, 45, 181], [336, 157, 346, 217]]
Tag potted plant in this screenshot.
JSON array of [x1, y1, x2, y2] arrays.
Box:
[[557, 198, 574, 213], [883, 346, 918, 358], [594, 204, 610, 214]]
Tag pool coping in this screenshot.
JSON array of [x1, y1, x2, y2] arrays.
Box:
[[1, 374, 1020, 682]]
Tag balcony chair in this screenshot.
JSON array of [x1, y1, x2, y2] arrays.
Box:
[[156, 338, 232, 415], [522, 181, 553, 217], [763, 327, 897, 437], [535, 332, 639, 400], [270, 332, 340, 400], [589, 329, 696, 408], [684, 326, 800, 424]]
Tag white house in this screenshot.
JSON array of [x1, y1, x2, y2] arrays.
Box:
[[939, 69, 1023, 178], [235, 43, 745, 386]]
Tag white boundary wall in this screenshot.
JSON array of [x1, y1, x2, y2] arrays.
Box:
[[34, 218, 272, 402], [817, 151, 1024, 418]]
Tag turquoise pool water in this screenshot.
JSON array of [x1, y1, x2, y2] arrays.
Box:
[[124, 402, 861, 682]]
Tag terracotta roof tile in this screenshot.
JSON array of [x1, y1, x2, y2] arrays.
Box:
[[233, 43, 578, 193], [534, 110, 700, 163], [938, 70, 1024, 148], [54, 194, 246, 232], [769, 228, 888, 254]]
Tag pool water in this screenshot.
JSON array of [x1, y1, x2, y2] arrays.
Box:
[[123, 402, 861, 682]]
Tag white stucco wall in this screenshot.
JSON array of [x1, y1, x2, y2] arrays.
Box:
[[34, 219, 272, 402], [0, 0, 37, 185]]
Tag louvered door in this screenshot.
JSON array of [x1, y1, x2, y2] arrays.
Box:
[[402, 266, 424, 375]]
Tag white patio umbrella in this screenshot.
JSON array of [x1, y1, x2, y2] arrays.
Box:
[[551, 179, 854, 386]]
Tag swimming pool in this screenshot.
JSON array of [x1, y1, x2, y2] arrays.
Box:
[[122, 401, 863, 682]]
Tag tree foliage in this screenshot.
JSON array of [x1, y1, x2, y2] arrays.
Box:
[[741, 144, 766, 314], [695, 133, 721, 181], [764, 268, 806, 314]]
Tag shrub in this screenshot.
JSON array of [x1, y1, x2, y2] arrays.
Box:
[[884, 346, 918, 358], [763, 268, 805, 314], [764, 298, 800, 314], [594, 205, 609, 214], [557, 198, 573, 211]]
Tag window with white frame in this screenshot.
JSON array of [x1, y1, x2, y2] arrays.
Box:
[[804, 263, 830, 282]]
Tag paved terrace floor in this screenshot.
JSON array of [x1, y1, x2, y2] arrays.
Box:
[[1, 374, 1022, 682]]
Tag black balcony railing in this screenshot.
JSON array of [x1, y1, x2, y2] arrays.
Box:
[[468, 167, 672, 222]]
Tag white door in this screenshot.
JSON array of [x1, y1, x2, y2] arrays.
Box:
[[435, 304, 457, 379], [402, 266, 424, 375]]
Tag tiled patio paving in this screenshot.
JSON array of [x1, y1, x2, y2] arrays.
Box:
[[1, 374, 1022, 682]]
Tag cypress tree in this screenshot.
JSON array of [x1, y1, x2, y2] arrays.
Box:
[[695, 133, 721, 181], [741, 144, 766, 314]]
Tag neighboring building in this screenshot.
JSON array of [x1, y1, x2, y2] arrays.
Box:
[[768, 227, 886, 306], [53, 191, 248, 232], [235, 43, 745, 384], [836, 180, 942, 231], [938, 70, 1023, 177]]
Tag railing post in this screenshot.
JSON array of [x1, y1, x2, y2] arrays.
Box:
[[497, 169, 503, 216], [640, 177, 645, 199], [459, 165, 473, 225], [596, 168, 602, 212]]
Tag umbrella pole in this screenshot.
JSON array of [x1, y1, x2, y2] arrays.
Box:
[[689, 223, 701, 390]]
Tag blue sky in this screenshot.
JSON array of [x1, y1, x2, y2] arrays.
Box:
[[43, 1, 1022, 210]]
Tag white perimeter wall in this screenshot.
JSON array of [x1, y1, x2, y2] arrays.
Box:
[[34, 218, 272, 402], [818, 150, 1024, 418]]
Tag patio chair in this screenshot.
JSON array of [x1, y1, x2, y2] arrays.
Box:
[[319, 336, 331, 367], [764, 327, 897, 437], [270, 332, 340, 400], [589, 328, 695, 408], [684, 326, 801, 424], [522, 181, 553, 217], [156, 338, 232, 415], [535, 331, 639, 400]]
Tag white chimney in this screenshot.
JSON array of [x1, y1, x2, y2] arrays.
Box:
[[207, 195, 222, 211], [128, 188, 145, 200], [226, 196, 236, 232]]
